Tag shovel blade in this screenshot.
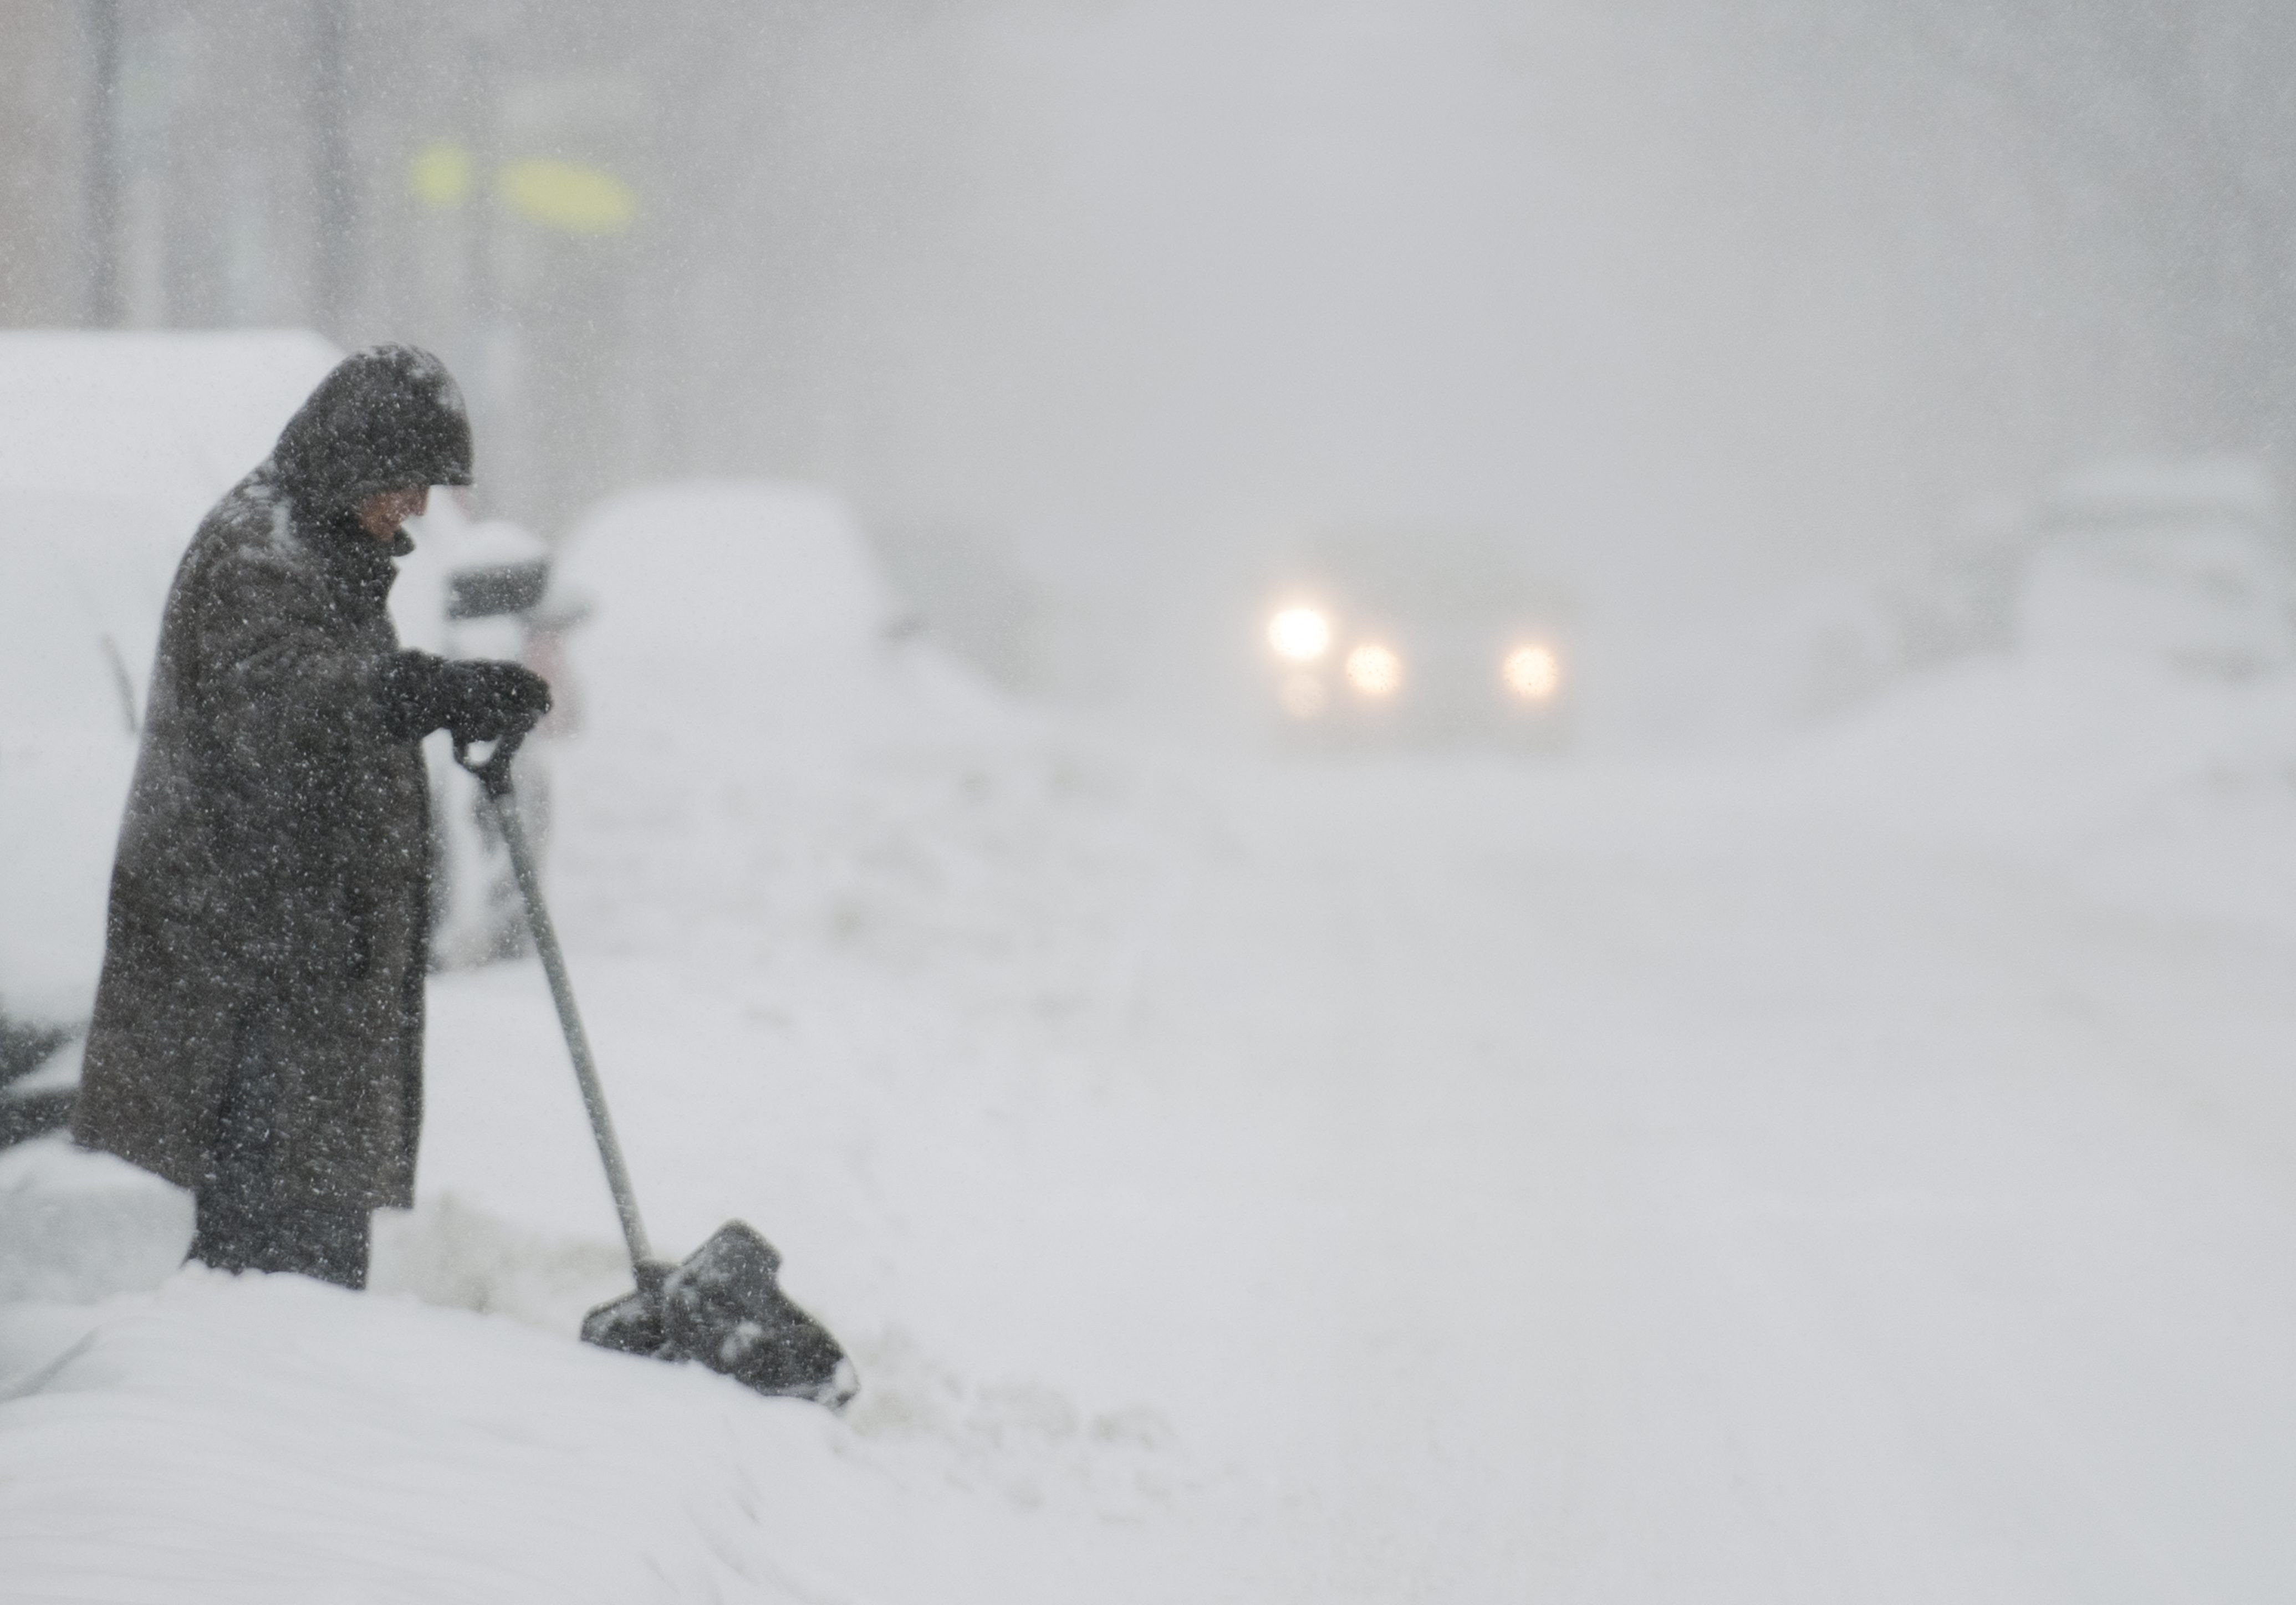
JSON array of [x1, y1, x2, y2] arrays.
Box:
[[580, 1221, 858, 1410], [579, 1284, 667, 1358]]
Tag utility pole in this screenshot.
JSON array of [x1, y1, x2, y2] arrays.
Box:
[[311, 0, 354, 336], [83, 0, 120, 326], [464, 3, 526, 520]]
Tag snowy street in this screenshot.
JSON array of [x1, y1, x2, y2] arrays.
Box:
[[9, 6, 2296, 1597], [11, 650, 2296, 1601], [1095, 709, 2296, 1601], [1171, 754, 2296, 1599]]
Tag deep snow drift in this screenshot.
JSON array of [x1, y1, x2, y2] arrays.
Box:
[[10, 485, 2296, 1599]]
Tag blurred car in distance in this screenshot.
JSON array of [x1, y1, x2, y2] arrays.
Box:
[[1256, 528, 1574, 748]]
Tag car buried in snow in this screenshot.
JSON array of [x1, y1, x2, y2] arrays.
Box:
[[0, 331, 564, 1146], [1255, 528, 1575, 748]]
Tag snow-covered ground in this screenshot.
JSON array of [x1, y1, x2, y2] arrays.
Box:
[[10, 499, 2296, 1598]]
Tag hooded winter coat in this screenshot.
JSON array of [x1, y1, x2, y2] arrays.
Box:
[[72, 346, 474, 1211]]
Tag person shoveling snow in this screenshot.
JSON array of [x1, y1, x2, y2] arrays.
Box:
[[71, 344, 545, 1290], [63, 345, 851, 1407]]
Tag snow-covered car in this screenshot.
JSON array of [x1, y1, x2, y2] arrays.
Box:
[[0, 331, 558, 1141], [544, 479, 944, 774], [0, 479, 189, 1147], [2019, 459, 2294, 674], [0, 332, 341, 1035], [1255, 528, 1575, 747]]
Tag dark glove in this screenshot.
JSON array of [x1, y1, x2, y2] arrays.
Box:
[[439, 659, 552, 744], [378, 651, 552, 744]]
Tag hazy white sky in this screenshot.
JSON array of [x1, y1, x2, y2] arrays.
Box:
[[654, 0, 2227, 730], [707, 4, 2161, 579]]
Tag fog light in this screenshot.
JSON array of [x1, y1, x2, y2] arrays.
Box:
[[1268, 607, 1333, 662], [1503, 644, 1560, 701], [1345, 643, 1402, 697]]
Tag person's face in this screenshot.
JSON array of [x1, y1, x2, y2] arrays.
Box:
[[355, 485, 430, 541]]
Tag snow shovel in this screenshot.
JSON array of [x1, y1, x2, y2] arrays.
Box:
[[457, 733, 858, 1410]]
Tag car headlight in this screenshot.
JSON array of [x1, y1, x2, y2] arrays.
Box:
[[1268, 606, 1333, 662], [1502, 643, 1560, 701], [1345, 642, 1402, 697]]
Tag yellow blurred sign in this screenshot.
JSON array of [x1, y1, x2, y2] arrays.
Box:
[[410, 142, 473, 207], [408, 145, 636, 236], [501, 159, 636, 234]]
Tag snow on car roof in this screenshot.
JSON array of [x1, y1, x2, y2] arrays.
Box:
[[0, 329, 342, 533], [0, 331, 351, 717], [553, 482, 899, 741]]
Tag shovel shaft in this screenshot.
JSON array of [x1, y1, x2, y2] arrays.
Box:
[[480, 775, 655, 1270]]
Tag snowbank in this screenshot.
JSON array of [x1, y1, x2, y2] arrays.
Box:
[[0, 1136, 190, 1306], [0, 1269, 1220, 1605]]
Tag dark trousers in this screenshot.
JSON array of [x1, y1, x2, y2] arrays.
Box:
[[185, 1014, 373, 1291], [188, 1188, 371, 1290]]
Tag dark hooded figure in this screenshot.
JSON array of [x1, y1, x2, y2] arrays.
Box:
[[72, 345, 552, 1290]]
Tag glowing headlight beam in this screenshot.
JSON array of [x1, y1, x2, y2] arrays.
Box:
[[1345, 642, 1402, 697], [1268, 607, 1334, 662], [1503, 643, 1561, 701]]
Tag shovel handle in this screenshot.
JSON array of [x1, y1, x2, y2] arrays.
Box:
[[454, 733, 657, 1271], [453, 727, 526, 800]]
